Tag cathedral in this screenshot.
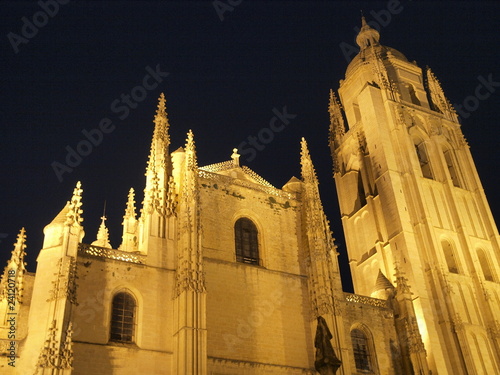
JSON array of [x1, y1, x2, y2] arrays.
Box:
[[1, 17, 500, 375]]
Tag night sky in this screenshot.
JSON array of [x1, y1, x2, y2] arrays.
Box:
[[1, 1, 499, 292]]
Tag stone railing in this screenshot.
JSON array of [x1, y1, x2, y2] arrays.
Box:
[[78, 243, 146, 264], [344, 292, 388, 308]]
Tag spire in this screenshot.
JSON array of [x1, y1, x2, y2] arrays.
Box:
[[120, 188, 138, 252], [300, 137, 319, 186], [153, 92, 170, 145], [124, 188, 137, 219], [0, 228, 27, 302], [356, 16, 380, 50], [393, 264, 430, 373], [173, 129, 207, 373], [300, 138, 341, 316], [145, 93, 170, 177], [185, 129, 198, 171], [371, 269, 395, 299], [142, 93, 175, 217], [65, 181, 83, 226], [424, 67, 458, 122], [9, 227, 27, 273], [375, 269, 395, 290], [43, 183, 84, 250], [328, 89, 346, 150], [175, 129, 205, 295], [92, 215, 111, 248]]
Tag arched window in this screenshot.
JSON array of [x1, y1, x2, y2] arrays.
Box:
[[235, 218, 259, 265], [414, 138, 433, 179], [110, 292, 136, 343], [477, 249, 494, 282], [443, 148, 462, 188], [442, 239, 459, 274], [351, 328, 373, 372]]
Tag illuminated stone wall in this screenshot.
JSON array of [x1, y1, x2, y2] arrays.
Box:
[[331, 17, 500, 375]]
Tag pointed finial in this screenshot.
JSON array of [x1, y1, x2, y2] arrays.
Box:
[[157, 92, 166, 115], [65, 181, 83, 226], [425, 67, 456, 120], [92, 214, 111, 248], [11, 227, 27, 271], [186, 129, 194, 144], [124, 188, 136, 218], [185, 129, 195, 152], [329, 89, 346, 150], [329, 89, 335, 113], [153, 93, 170, 141], [300, 138, 318, 185], [356, 15, 380, 49], [231, 148, 240, 167], [300, 137, 309, 157], [0, 227, 27, 302], [328, 89, 342, 115], [185, 130, 198, 171], [15, 227, 27, 247], [145, 93, 172, 189]]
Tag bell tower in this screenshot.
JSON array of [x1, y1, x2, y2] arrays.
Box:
[[330, 17, 500, 374]]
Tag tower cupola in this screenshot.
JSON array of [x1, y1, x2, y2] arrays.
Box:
[[355, 16, 380, 50]]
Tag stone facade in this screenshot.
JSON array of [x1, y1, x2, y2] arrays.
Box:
[[331, 17, 500, 374], [0, 17, 499, 375]]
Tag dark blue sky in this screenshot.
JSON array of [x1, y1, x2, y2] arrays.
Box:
[[1, 1, 499, 292]]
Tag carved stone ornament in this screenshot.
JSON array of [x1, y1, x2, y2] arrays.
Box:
[[328, 89, 346, 150], [487, 320, 500, 339], [65, 181, 83, 226], [451, 313, 464, 332], [36, 321, 59, 371], [35, 320, 74, 372], [47, 257, 78, 305]]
